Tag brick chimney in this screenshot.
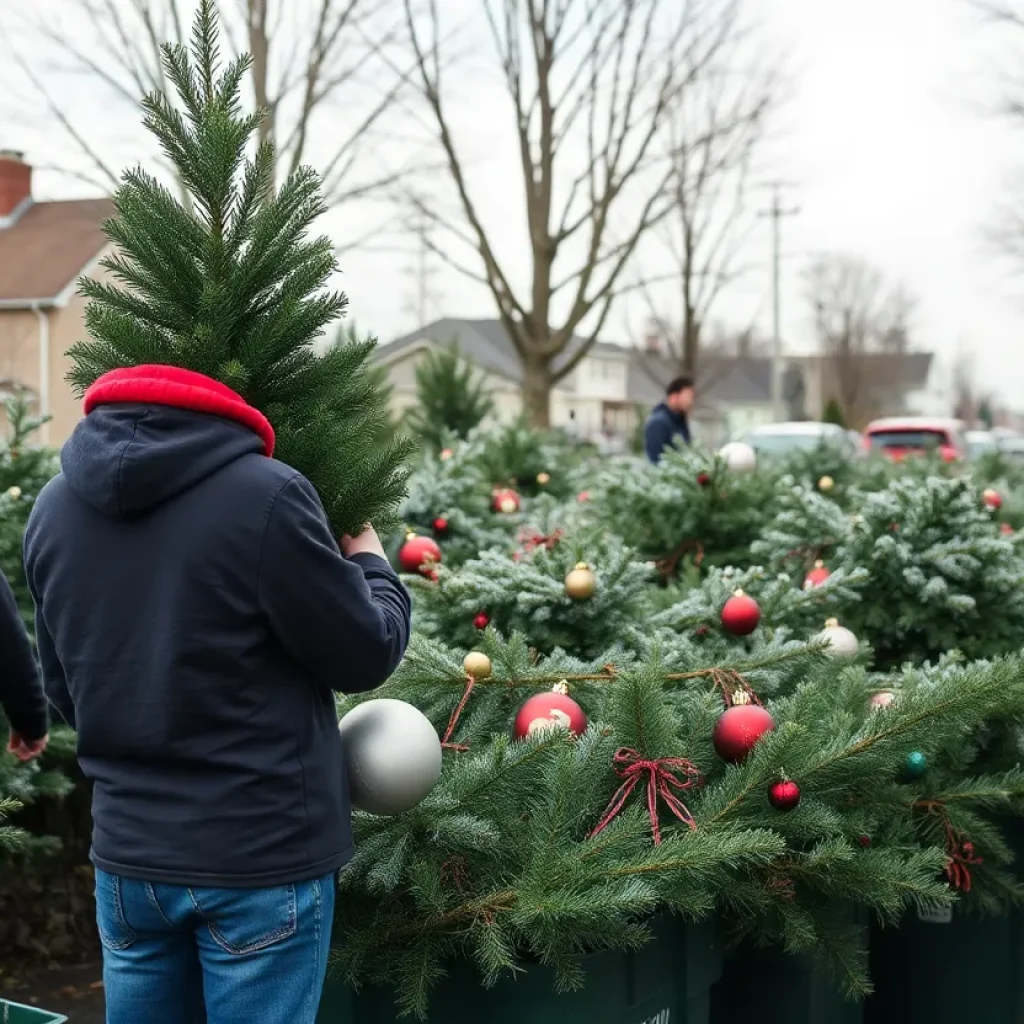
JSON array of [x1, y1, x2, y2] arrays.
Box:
[[0, 150, 32, 220]]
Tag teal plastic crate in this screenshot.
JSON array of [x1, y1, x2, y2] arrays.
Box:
[[0, 1001, 68, 1024]]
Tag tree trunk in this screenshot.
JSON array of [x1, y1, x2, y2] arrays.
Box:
[[682, 312, 700, 378], [522, 357, 554, 428]]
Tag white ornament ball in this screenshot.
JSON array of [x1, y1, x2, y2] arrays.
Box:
[[337, 699, 442, 816], [816, 618, 859, 657], [718, 441, 757, 473], [6, 486, 21, 500]]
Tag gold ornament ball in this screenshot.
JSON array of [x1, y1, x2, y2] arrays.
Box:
[[463, 651, 493, 679], [818, 475, 834, 492], [564, 562, 596, 600], [6, 486, 21, 500], [537, 472, 551, 485]]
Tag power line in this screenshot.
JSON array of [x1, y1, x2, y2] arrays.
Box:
[[757, 181, 800, 417]]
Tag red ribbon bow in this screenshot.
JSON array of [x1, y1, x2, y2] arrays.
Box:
[[588, 748, 702, 845], [518, 527, 564, 553]]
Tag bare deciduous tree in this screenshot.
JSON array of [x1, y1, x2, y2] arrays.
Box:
[[804, 253, 915, 426], [637, 45, 775, 380], [401, 0, 764, 426], [0, 0, 411, 241]]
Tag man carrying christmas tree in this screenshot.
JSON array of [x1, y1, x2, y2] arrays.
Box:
[[644, 376, 694, 463], [21, 4, 414, 1022], [0, 569, 47, 762]]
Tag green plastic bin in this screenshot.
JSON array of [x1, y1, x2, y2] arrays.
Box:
[[710, 945, 863, 1024], [865, 902, 1024, 1024], [866, 817, 1024, 1024], [318, 917, 721, 1024], [0, 1002, 68, 1024]]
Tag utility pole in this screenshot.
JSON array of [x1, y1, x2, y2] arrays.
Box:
[[402, 216, 443, 327], [758, 182, 799, 420]]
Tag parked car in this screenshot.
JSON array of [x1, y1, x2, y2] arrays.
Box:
[[740, 421, 856, 457], [965, 430, 999, 460], [862, 417, 967, 462], [996, 436, 1024, 467]]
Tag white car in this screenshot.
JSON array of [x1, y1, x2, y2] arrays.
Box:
[[965, 430, 999, 460], [740, 421, 856, 457]]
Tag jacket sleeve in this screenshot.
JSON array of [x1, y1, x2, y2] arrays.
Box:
[[257, 474, 412, 694], [0, 570, 49, 741], [21, 564, 75, 730], [644, 413, 669, 464]]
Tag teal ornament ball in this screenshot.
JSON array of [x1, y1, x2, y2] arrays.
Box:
[[903, 751, 927, 779]]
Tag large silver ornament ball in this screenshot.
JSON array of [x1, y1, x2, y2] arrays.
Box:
[[816, 619, 860, 658], [337, 699, 442, 816], [718, 441, 757, 473]]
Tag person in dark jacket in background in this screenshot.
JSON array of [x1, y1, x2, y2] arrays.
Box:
[[644, 376, 695, 463], [23, 365, 412, 1024], [0, 570, 47, 762]]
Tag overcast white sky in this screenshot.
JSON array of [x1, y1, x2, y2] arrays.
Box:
[[6, 0, 1024, 407]]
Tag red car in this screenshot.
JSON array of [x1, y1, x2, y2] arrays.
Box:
[[862, 417, 967, 462]]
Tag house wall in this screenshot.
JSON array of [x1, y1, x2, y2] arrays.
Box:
[[0, 298, 85, 445]]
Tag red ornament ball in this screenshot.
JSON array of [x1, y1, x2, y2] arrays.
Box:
[[493, 488, 521, 514], [984, 488, 1003, 510], [432, 516, 450, 537], [713, 704, 776, 764], [1001, 522, 1015, 536], [398, 535, 442, 576], [858, 835, 872, 848], [804, 562, 830, 589], [768, 779, 801, 812], [513, 690, 587, 741], [577, 490, 591, 503], [473, 612, 490, 630], [720, 591, 761, 636], [696, 472, 711, 487]]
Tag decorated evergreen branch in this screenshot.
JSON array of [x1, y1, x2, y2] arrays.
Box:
[[332, 622, 1024, 1013], [62, 0, 414, 536], [591, 447, 784, 573], [392, 442, 517, 568], [472, 421, 584, 500], [408, 512, 654, 657]]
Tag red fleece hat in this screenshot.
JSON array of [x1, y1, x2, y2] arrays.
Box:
[[84, 364, 276, 457]]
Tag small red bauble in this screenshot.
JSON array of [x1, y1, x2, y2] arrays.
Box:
[[432, 516, 450, 536], [804, 561, 830, 589], [858, 835, 872, 848], [398, 535, 442, 576], [720, 590, 761, 636], [513, 690, 587, 740], [473, 612, 490, 630], [984, 488, 1003, 510], [696, 472, 711, 487], [577, 490, 591, 503], [713, 704, 775, 763], [768, 779, 801, 811], [493, 488, 521, 514], [1001, 522, 1015, 535]]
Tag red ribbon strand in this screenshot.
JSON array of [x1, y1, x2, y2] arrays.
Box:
[[588, 747, 702, 845]]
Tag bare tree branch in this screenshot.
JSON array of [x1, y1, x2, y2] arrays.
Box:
[[0, 0, 415, 227], [803, 252, 916, 426], [401, 0, 767, 425]]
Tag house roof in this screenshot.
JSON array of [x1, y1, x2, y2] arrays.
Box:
[[377, 318, 934, 409], [376, 317, 630, 384], [0, 198, 114, 304]]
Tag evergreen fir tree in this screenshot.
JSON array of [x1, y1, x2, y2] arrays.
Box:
[[822, 397, 846, 427], [402, 343, 494, 451], [63, 0, 414, 537], [0, 392, 59, 627]]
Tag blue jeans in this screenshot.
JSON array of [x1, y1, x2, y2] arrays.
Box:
[[94, 868, 336, 1024]]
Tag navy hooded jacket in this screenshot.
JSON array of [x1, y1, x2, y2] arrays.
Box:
[[0, 569, 47, 742], [23, 365, 411, 888], [644, 402, 691, 463]]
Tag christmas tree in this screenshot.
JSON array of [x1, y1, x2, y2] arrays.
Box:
[[402, 343, 494, 452], [62, 0, 414, 537]]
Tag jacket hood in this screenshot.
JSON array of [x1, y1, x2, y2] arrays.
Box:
[[61, 365, 275, 519]]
